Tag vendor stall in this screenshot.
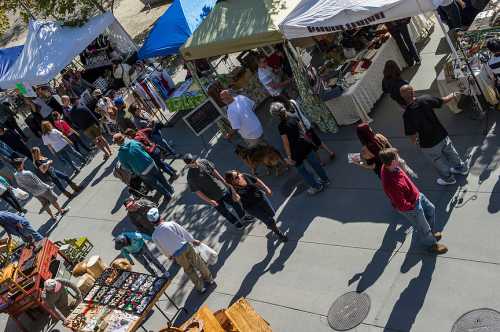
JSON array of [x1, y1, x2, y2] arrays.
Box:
[[437, 0, 500, 113], [279, 0, 436, 125], [64, 267, 184, 332], [0, 12, 136, 91], [180, 0, 340, 133], [138, 0, 217, 59], [307, 16, 433, 125], [0, 239, 72, 332]]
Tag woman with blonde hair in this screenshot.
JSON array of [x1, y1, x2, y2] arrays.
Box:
[[31, 147, 81, 199], [41, 121, 86, 173]]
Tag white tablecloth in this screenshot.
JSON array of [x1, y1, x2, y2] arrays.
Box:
[[325, 15, 434, 125]]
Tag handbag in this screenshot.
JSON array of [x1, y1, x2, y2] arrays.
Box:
[[196, 243, 218, 265], [12, 188, 29, 200]]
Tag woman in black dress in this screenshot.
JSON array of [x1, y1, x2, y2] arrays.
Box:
[[225, 170, 288, 242], [382, 60, 408, 108]]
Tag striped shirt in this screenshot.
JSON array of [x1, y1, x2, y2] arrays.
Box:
[[14, 170, 50, 196], [486, 54, 500, 80]]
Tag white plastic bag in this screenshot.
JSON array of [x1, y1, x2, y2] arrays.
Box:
[[197, 243, 218, 265], [12, 188, 29, 201]]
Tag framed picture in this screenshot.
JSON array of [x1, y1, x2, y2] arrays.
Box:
[[183, 97, 225, 136]]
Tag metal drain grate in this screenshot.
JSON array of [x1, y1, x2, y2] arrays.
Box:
[[452, 308, 500, 332], [327, 291, 370, 331]]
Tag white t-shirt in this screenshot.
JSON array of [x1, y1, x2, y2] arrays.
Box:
[[258, 67, 282, 96], [227, 95, 263, 140], [42, 129, 69, 152]]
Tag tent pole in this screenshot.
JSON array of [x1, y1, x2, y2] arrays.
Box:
[[433, 11, 485, 116], [434, 11, 460, 61]]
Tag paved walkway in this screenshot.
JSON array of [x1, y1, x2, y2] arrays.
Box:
[[2, 24, 500, 332]]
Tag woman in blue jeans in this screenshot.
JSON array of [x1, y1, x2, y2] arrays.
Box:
[[270, 101, 330, 195], [41, 121, 86, 173], [31, 147, 81, 199]]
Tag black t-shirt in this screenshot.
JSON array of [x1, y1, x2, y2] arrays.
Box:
[[403, 95, 448, 148], [233, 174, 265, 208], [382, 78, 408, 106], [187, 159, 227, 201], [70, 105, 98, 130], [278, 116, 313, 164]]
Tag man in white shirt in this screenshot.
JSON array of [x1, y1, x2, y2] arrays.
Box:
[[257, 56, 290, 97], [220, 90, 264, 147], [148, 208, 214, 293]]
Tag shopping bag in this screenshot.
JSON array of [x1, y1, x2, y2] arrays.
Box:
[[12, 188, 29, 200], [197, 243, 218, 265]]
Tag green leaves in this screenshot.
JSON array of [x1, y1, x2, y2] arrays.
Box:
[[0, 0, 108, 36]]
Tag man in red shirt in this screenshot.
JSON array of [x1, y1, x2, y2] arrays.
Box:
[[379, 148, 448, 254]]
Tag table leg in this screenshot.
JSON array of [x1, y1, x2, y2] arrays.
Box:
[[164, 292, 188, 314]]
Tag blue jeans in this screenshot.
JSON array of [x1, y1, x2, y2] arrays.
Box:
[[140, 165, 174, 199], [214, 191, 245, 224], [56, 145, 85, 171], [399, 193, 437, 247], [48, 167, 72, 193], [16, 219, 43, 242], [150, 147, 176, 176], [151, 124, 176, 156], [295, 151, 329, 189]]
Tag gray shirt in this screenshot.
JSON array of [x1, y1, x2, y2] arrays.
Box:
[[14, 170, 51, 196], [42, 278, 82, 320], [187, 159, 227, 201]]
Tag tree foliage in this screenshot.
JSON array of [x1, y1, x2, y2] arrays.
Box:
[[0, 0, 113, 36]]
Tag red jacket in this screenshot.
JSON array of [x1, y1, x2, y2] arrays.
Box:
[[134, 128, 156, 154], [381, 165, 420, 212]]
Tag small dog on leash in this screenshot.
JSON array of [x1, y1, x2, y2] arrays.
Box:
[[235, 144, 287, 176]]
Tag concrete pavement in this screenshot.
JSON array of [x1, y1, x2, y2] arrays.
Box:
[[1, 20, 500, 332]]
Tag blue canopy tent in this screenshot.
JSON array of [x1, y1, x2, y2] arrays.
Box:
[[0, 45, 23, 79], [137, 0, 216, 59]]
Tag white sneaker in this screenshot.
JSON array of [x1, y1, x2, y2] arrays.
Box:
[[306, 185, 324, 195], [450, 167, 468, 176], [437, 177, 456, 185]]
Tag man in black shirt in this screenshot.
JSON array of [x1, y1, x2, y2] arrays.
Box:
[[400, 85, 468, 185], [270, 101, 330, 195], [69, 97, 112, 160], [184, 154, 246, 229]]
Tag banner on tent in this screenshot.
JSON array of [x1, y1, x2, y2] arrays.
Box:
[[307, 11, 386, 33], [279, 0, 436, 39]]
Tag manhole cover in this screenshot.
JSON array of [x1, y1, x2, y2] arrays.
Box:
[[452, 308, 500, 332], [327, 291, 370, 331]]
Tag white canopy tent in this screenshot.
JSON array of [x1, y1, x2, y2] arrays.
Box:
[[279, 0, 436, 39], [0, 12, 136, 90]]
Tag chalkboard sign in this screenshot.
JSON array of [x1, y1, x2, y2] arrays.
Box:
[[183, 97, 224, 136]]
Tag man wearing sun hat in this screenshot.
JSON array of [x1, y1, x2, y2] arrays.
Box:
[[42, 278, 82, 321], [148, 208, 214, 293]]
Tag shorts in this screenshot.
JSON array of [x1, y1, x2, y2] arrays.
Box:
[[84, 124, 102, 141], [36, 189, 58, 208]]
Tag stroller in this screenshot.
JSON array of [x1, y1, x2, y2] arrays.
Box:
[[113, 161, 151, 198]]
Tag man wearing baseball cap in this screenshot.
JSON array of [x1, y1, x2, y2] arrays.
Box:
[[148, 208, 214, 293], [42, 278, 82, 321], [114, 231, 168, 276]]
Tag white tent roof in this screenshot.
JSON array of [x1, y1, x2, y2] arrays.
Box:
[[279, 0, 435, 40], [0, 12, 115, 89]]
